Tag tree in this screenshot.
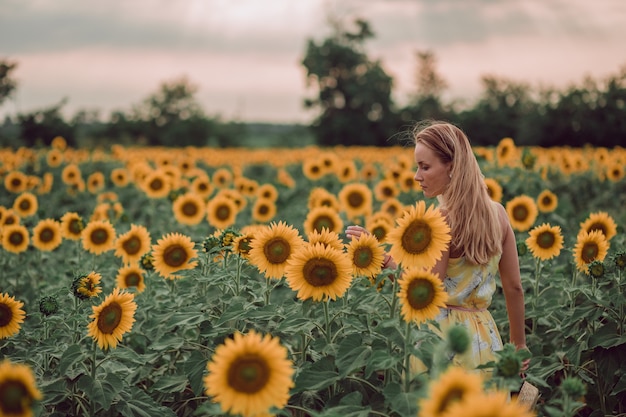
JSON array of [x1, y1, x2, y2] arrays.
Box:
[[17, 99, 75, 147], [0, 59, 18, 106], [301, 18, 398, 146]]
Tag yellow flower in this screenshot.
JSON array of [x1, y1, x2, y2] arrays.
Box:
[[81, 219, 117, 255], [60, 211, 84, 240], [87, 171, 105, 194], [0, 293, 26, 339], [87, 288, 137, 350], [61, 163, 82, 185], [525, 223, 564, 261], [172, 192, 206, 226], [151, 232, 199, 279], [303, 206, 344, 237], [505, 195, 538, 232], [536, 189, 558, 213], [579, 211, 618, 241], [256, 183, 279, 202], [114, 224, 152, 265], [0, 359, 42, 417], [285, 242, 354, 301], [345, 233, 385, 277], [419, 366, 483, 417], [72, 271, 103, 299], [31, 218, 63, 252], [248, 221, 304, 279], [374, 178, 399, 201], [4, 171, 28, 193], [206, 193, 239, 230], [12, 192, 38, 218], [110, 167, 130, 187], [204, 330, 294, 417], [442, 389, 535, 417], [141, 169, 171, 199], [573, 230, 609, 273], [338, 183, 373, 220], [387, 201, 451, 270], [484, 178, 503, 203], [1, 224, 30, 254], [307, 228, 345, 252], [115, 264, 146, 293], [251, 198, 277, 223], [397, 268, 448, 324]]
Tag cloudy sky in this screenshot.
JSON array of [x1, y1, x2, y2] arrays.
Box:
[[1, 0, 625, 123]]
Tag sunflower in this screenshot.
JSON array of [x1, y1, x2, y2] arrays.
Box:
[[397, 268, 448, 324], [140, 169, 171, 199], [338, 183, 373, 220], [380, 198, 405, 219], [359, 163, 379, 181], [442, 389, 534, 417], [335, 159, 358, 183], [87, 171, 105, 194], [276, 167, 295, 188], [605, 160, 625, 182], [256, 183, 279, 202], [484, 178, 503, 203], [12, 192, 38, 218], [81, 219, 117, 255], [204, 330, 294, 417], [61, 163, 82, 185], [206, 194, 239, 230], [251, 198, 277, 223], [374, 178, 399, 201], [525, 223, 563, 261], [536, 189, 558, 213], [232, 233, 255, 258], [248, 221, 305, 279], [285, 242, 353, 301], [190, 174, 214, 199], [0, 359, 42, 417], [307, 228, 345, 252], [72, 271, 103, 299], [387, 201, 451, 270], [0, 293, 26, 339], [418, 366, 483, 417], [307, 187, 340, 211], [573, 230, 609, 273], [398, 170, 421, 193], [60, 212, 84, 240], [4, 171, 28, 193], [110, 167, 130, 187], [496, 137, 517, 167], [579, 211, 618, 241], [115, 264, 146, 293], [345, 233, 385, 277], [51, 135, 67, 149], [505, 195, 538, 232], [302, 157, 325, 181], [151, 232, 199, 279], [31, 218, 63, 252], [87, 288, 137, 350], [37, 172, 54, 194], [1, 224, 30, 254], [369, 218, 393, 244], [303, 206, 344, 237], [212, 167, 234, 188], [0, 209, 20, 228], [172, 192, 206, 226]]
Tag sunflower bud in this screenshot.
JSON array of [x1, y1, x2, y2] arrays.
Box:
[[516, 240, 528, 256], [614, 251, 626, 270], [495, 346, 521, 377], [39, 296, 59, 316], [140, 252, 155, 271], [560, 376, 586, 398], [521, 148, 537, 170], [446, 324, 470, 354], [203, 235, 221, 253], [220, 227, 240, 249], [587, 260, 605, 278]]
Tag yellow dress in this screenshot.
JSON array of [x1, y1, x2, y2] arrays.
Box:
[[413, 255, 504, 375]]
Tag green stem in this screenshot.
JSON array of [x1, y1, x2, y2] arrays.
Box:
[[389, 266, 401, 320], [264, 278, 271, 305], [531, 258, 542, 332], [403, 320, 412, 392], [323, 298, 332, 344], [235, 256, 242, 296], [90, 342, 98, 416]]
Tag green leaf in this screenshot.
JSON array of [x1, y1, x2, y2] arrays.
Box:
[[589, 323, 626, 349], [611, 372, 626, 395], [77, 373, 123, 411], [150, 374, 189, 393], [215, 302, 249, 325], [293, 357, 340, 393], [336, 334, 371, 378], [115, 387, 177, 417], [58, 344, 86, 375], [312, 405, 372, 417], [167, 310, 208, 326], [185, 350, 207, 396], [383, 382, 420, 416], [364, 349, 400, 378]]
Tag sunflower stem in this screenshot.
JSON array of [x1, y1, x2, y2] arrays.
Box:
[[323, 298, 332, 344], [531, 257, 542, 332], [90, 341, 98, 416], [403, 320, 412, 392], [389, 265, 401, 320], [235, 255, 242, 296]]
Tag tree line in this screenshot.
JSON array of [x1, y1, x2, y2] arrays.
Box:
[[1, 18, 625, 148]]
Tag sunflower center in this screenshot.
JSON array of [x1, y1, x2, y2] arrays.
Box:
[[149, 178, 164, 190], [313, 215, 334, 233], [216, 204, 232, 221], [353, 246, 374, 268], [8, 231, 24, 246], [407, 278, 435, 309], [537, 231, 556, 249], [263, 238, 290, 264], [303, 258, 337, 286], [382, 186, 394, 197], [163, 244, 188, 267], [0, 304, 12, 327], [486, 187, 494, 198], [401, 220, 432, 254], [588, 222, 607, 236], [258, 204, 270, 215], [18, 200, 31, 211], [10, 178, 22, 188], [582, 243, 599, 263], [122, 236, 141, 255], [125, 273, 141, 287], [97, 302, 123, 334], [91, 228, 110, 245], [39, 228, 55, 243], [512, 205, 529, 221], [182, 201, 199, 216], [228, 354, 270, 394], [69, 219, 82, 235], [371, 225, 387, 242], [437, 387, 465, 412], [347, 192, 364, 208], [541, 196, 553, 206], [0, 380, 29, 414]]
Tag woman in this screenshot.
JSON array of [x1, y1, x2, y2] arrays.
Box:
[[346, 120, 528, 373]]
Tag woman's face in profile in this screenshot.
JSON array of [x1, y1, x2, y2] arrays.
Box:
[[413, 142, 452, 198]]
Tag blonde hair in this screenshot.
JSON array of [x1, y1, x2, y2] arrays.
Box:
[[412, 121, 502, 265]]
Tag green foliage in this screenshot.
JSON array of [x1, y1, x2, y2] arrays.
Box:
[[0, 59, 18, 106]]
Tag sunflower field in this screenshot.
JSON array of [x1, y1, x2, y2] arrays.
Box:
[[1, 137, 625, 417]]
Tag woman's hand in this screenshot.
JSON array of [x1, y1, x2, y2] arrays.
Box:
[[345, 225, 369, 240]]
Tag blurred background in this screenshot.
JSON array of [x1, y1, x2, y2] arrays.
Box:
[[1, 0, 625, 148]]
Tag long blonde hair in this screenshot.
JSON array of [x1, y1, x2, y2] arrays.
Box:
[[412, 121, 502, 265]]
